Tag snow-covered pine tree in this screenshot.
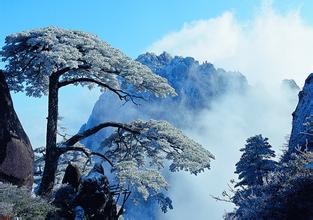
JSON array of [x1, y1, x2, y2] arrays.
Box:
[[225, 150, 313, 220], [235, 134, 276, 187], [0, 26, 177, 195], [0, 27, 214, 209]]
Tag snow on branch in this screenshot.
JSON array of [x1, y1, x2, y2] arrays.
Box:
[[102, 119, 214, 200], [57, 121, 140, 166], [56, 118, 213, 202], [1, 26, 176, 98]]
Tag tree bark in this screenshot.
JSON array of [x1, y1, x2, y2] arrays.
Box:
[[38, 74, 60, 195]]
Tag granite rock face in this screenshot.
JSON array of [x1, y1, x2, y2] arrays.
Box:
[[288, 73, 313, 152], [0, 71, 34, 187]]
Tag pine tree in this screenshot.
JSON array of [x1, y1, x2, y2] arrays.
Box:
[[0, 27, 214, 202], [235, 135, 276, 187]]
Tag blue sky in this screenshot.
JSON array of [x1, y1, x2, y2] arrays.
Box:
[[1, 0, 256, 57], [1, 0, 312, 146], [2, 0, 313, 57], [0, 0, 264, 147], [0, 0, 312, 144]]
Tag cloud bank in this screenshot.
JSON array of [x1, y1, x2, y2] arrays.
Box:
[[149, 2, 313, 87], [158, 85, 298, 220], [150, 2, 311, 219]]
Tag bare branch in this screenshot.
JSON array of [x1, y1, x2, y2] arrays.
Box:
[[62, 121, 140, 148], [58, 77, 144, 104], [300, 132, 313, 136], [59, 145, 114, 167], [117, 191, 131, 217]]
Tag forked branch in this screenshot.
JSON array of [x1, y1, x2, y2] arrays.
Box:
[[57, 121, 141, 166]]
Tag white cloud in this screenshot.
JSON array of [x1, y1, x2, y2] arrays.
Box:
[[159, 85, 298, 220], [149, 2, 313, 87], [150, 2, 310, 219]]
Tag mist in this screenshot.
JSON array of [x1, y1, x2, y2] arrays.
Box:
[[158, 82, 299, 219], [147, 2, 312, 218], [79, 58, 300, 219]]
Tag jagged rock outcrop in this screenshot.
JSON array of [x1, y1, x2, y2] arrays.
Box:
[[136, 52, 248, 109], [288, 73, 313, 152], [62, 162, 81, 190], [0, 71, 34, 187], [81, 52, 248, 149]]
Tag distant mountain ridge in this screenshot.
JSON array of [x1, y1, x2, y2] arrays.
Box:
[[79, 52, 249, 219], [136, 52, 248, 109], [80, 52, 248, 149]]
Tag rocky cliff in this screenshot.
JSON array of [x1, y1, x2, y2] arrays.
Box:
[[0, 71, 34, 187], [288, 73, 313, 152]]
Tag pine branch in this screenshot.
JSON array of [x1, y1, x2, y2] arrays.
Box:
[[61, 121, 140, 148]]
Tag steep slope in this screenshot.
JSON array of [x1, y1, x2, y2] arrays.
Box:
[[288, 73, 313, 152]]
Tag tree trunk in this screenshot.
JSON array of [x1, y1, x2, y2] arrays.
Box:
[[38, 75, 60, 195]]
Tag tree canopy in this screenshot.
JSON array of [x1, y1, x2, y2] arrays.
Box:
[[225, 151, 313, 220], [58, 119, 214, 205], [104, 120, 214, 200], [1, 26, 176, 98], [0, 26, 179, 195]]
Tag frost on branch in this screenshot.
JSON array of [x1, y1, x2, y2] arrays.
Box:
[[113, 161, 168, 201], [0, 26, 176, 97], [102, 120, 214, 200]]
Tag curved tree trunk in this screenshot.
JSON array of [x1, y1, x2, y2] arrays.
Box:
[[38, 75, 60, 195]]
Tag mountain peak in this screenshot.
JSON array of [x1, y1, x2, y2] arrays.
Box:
[[281, 79, 300, 91]]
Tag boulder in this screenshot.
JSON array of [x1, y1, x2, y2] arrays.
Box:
[[288, 73, 313, 152], [0, 71, 34, 187], [54, 163, 118, 220], [62, 161, 81, 190], [74, 163, 118, 220]]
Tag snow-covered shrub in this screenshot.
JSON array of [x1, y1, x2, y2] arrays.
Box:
[[0, 183, 55, 219]]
